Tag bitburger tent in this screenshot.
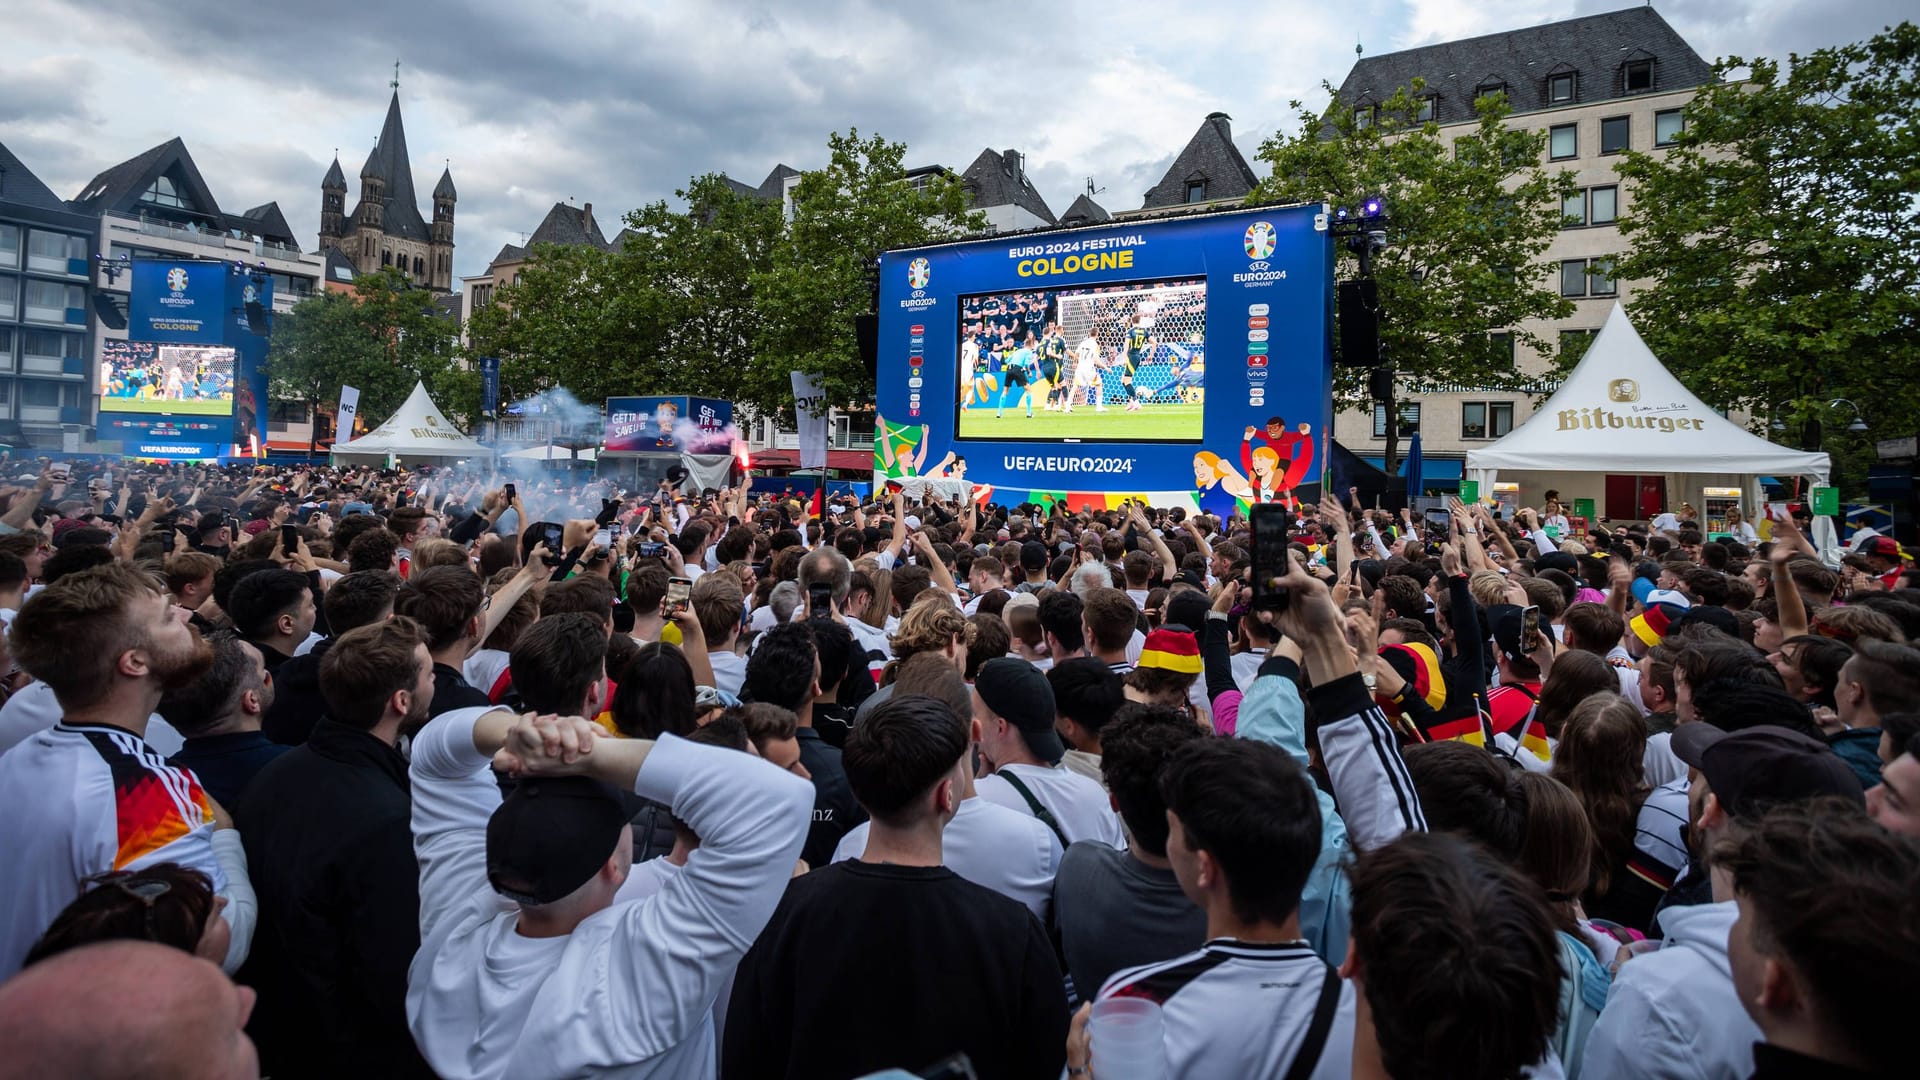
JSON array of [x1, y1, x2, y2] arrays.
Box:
[[331, 382, 492, 463], [1464, 304, 1828, 517]]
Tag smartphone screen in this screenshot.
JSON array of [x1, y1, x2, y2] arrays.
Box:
[[540, 523, 565, 553], [808, 582, 834, 618], [1521, 604, 1541, 652], [666, 576, 693, 616], [1250, 504, 1292, 612], [281, 524, 300, 555], [504, 482, 516, 502]]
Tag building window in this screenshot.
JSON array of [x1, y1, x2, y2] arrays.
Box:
[[1353, 105, 1375, 130], [23, 281, 81, 323], [1475, 81, 1507, 103], [1373, 402, 1420, 438], [1462, 402, 1487, 439], [1185, 180, 1206, 202], [412, 255, 424, 277], [1549, 73, 1576, 103], [140, 174, 188, 209], [1561, 259, 1590, 297], [1589, 185, 1618, 225], [21, 329, 81, 363], [1563, 192, 1587, 228], [381, 250, 391, 267], [1624, 59, 1654, 93], [0, 224, 18, 268], [0, 277, 14, 320], [1655, 109, 1684, 146], [0, 326, 13, 368], [1589, 257, 1617, 296], [26, 231, 84, 274], [1417, 96, 1436, 122], [1484, 331, 1515, 369], [1560, 328, 1598, 363], [19, 380, 78, 408], [1549, 124, 1577, 160], [1601, 115, 1630, 154]]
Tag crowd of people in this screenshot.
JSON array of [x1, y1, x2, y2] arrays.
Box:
[[0, 456, 1914, 1079]]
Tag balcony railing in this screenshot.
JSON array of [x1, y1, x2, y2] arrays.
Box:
[[104, 213, 307, 261]]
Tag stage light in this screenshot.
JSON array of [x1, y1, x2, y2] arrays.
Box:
[[1362, 196, 1385, 218], [1336, 206, 1351, 221]]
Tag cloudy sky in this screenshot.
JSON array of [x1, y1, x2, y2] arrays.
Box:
[[0, 0, 1904, 279]]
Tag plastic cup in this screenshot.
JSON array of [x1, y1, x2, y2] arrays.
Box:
[[1090, 997, 1167, 1080]]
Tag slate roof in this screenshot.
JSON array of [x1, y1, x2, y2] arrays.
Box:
[[69, 137, 225, 222], [1059, 193, 1111, 226], [0, 139, 75, 215], [754, 164, 799, 203], [1141, 114, 1261, 209], [719, 175, 758, 199], [233, 202, 296, 245], [1334, 7, 1715, 124], [322, 247, 357, 285], [525, 202, 613, 251], [961, 148, 1056, 225], [321, 155, 346, 191], [489, 242, 528, 267], [348, 92, 430, 243], [433, 167, 456, 201]]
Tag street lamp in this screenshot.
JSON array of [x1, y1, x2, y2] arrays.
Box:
[[1829, 398, 1869, 433]]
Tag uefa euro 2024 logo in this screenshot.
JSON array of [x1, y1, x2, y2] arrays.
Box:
[[907, 257, 931, 290], [1244, 222, 1276, 261], [166, 267, 190, 293]]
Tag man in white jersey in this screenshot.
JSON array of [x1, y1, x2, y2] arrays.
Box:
[[405, 705, 812, 1078], [972, 657, 1125, 849], [1066, 330, 1106, 413]]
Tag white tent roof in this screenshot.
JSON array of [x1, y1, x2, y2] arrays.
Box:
[[1465, 304, 1828, 482], [331, 382, 492, 460], [505, 444, 596, 461]]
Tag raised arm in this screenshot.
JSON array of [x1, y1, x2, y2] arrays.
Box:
[[473, 545, 550, 652], [1130, 505, 1177, 584], [1771, 544, 1810, 640], [911, 531, 959, 598], [1320, 494, 1355, 584]]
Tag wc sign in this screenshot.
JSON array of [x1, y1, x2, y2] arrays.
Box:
[[789, 371, 829, 469]]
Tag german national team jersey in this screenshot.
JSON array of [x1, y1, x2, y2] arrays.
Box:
[[1099, 939, 1353, 1078], [0, 721, 227, 977]]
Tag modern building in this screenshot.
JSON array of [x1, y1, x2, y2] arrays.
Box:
[[0, 140, 98, 448], [1117, 112, 1264, 219], [317, 87, 456, 292], [68, 137, 325, 454], [1328, 7, 1717, 479]]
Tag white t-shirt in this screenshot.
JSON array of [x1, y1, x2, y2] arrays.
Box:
[[845, 618, 892, 663], [613, 856, 736, 1052], [1650, 513, 1681, 532], [707, 650, 747, 697], [1231, 649, 1268, 693], [405, 712, 813, 1080], [975, 762, 1126, 849], [463, 648, 512, 700], [1125, 588, 1150, 611], [830, 796, 1062, 921]]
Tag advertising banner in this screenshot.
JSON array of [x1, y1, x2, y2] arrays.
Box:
[[791, 373, 827, 470], [874, 204, 1333, 516], [603, 396, 735, 453], [128, 261, 227, 344], [337, 385, 361, 440], [479, 357, 500, 418]]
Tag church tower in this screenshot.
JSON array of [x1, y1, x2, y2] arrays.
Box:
[[318, 155, 347, 254], [430, 166, 456, 291]]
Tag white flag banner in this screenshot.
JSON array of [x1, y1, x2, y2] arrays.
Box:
[[336, 385, 361, 440], [790, 372, 827, 470]]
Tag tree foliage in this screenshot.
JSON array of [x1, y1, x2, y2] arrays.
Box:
[[1612, 23, 1920, 454], [748, 130, 985, 415], [1252, 83, 1576, 470], [268, 268, 465, 434]]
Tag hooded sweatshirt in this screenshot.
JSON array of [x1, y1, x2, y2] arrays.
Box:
[[1579, 900, 1759, 1080]]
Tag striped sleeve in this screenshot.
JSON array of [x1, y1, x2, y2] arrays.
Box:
[[1308, 672, 1426, 848]]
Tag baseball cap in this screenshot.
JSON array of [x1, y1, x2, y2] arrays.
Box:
[[1671, 723, 1864, 819], [1630, 602, 1688, 647], [1630, 576, 1657, 606], [1020, 540, 1050, 571], [1676, 605, 1739, 638], [1535, 551, 1579, 576], [974, 657, 1063, 764], [486, 775, 631, 905], [1644, 588, 1692, 609], [1860, 536, 1903, 560], [1488, 604, 1553, 660]]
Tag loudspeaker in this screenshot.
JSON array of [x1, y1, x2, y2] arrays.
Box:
[[1369, 367, 1395, 403], [1337, 279, 1381, 367], [853, 313, 878, 377]]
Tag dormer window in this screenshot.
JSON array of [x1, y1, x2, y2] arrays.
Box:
[[1354, 104, 1376, 130], [1417, 96, 1436, 122], [1186, 179, 1207, 203], [1549, 72, 1576, 103], [141, 174, 188, 210], [1475, 81, 1507, 102], [1624, 59, 1654, 93]]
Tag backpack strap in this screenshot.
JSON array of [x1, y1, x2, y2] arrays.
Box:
[[1281, 962, 1343, 1080], [997, 769, 1070, 850]]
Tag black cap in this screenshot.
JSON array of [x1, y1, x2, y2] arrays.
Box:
[[1671, 723, 1864, 820], [1676, 605, 1739, 639], [1535, 551, 1579, 577], [1488, 604, 1552, 660], [486, 775, 631, 905], [974, 657, 1063, 764], [1020, 540, 1050, 571]]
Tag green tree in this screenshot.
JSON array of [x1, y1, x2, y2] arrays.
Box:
[[268, 269, 465, 444], [749, 130, 985, 415], [1252, 82, 1576, 473], [1612, 23, 1920, 476], [463, 243, 645, 409]]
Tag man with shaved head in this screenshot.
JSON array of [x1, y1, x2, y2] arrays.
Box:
[[0, 940, 258, 1079]]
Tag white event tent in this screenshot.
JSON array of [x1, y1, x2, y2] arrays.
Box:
[[1464, 304, 1828, 519], [331, 382, 493, 464]]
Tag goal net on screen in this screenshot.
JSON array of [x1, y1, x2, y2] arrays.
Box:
[[1055, 282, 1207, 403]]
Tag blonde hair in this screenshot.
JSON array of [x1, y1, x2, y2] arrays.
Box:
[[1469, 570, 1510, 610], [409, 537, 469, 571]]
